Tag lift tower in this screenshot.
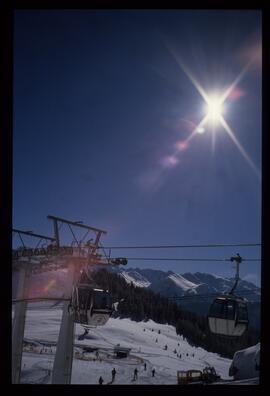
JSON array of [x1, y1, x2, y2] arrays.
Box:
[[47, 215, 107, 384], [12, 229, 56, 384]]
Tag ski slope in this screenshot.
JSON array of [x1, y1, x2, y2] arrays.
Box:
[[18, 304, 233, 384]]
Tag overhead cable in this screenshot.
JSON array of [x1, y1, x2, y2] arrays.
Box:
[[124, 257, 261, 262], [12, 288, 260, 306], [99, 243, 261, 250], [168, 288, 261, 301]]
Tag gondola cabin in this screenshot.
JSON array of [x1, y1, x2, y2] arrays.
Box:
[[208, 295, 248, 337], [71, 284, 113, 327]]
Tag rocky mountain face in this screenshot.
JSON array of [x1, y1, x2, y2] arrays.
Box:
[[109, 266, 260, 300]]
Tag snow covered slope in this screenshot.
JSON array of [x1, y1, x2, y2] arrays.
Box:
[[120, 270, 150, 288], [19, 304, 232, 384], [167, 273, 199, 293]]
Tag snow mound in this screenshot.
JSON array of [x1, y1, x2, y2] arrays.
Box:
[[229, 343, 260, 380]]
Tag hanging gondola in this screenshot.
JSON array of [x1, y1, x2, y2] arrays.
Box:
[[207, 254, 249, 337], [208, 294, 248, 337], [71, 283, 113, 328]]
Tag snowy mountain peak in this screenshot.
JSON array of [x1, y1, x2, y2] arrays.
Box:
[[167, 273, 199, 293], [120, 270, 151, 288]]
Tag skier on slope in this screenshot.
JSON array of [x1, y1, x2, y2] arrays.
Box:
[[111, 367, 116, 382], [99, 376, 104, 385], [133, 368, 138, 380]]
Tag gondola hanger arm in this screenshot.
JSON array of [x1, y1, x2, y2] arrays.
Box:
[[229, 253, 242, 295]]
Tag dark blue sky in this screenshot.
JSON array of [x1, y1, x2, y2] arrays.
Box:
[[13, 10, 261, 284]]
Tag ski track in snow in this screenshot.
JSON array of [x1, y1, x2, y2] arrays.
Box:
[[19, 306, 233, 384]]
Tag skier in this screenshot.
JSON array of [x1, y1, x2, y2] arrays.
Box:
[[152, 368, 155, 377], [112, 367, 116, 382], [78, 328, 89, 341], [99, 376, 104, 385], [133, 368, 138, 380], [179, 354, 182, 358], [144, 362, 147, 371]]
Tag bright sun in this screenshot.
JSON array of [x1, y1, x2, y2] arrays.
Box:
[[206, 95, 224, 124]]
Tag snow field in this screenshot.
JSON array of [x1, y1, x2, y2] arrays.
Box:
[[18, 306, 232, 384]]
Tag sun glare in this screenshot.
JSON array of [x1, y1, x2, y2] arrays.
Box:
[[166, 45, 260, 179], [206, 95, 224, 124]]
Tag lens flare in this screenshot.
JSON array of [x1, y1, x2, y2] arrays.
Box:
[[196, 126, 205, 134], [43, 279, 56, 293], [161, 155, 179, 167], [219, 117, 261, 181], [175, 141, 189, 151]]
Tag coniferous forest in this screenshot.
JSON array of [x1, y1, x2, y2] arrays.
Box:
[[90, 269, 259, 359]]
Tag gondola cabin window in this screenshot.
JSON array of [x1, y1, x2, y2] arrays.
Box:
[[209, 299, 236, 320], [238, 303, 248, 321], [227, 301, 236, 320], [209, 299, 227, 318], [93, 290, 112, 310], [79, 288, 90, 310]]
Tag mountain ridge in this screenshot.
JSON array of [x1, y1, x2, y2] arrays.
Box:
[[105, 267, 261, 331], [107, 266, 261, 302]]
